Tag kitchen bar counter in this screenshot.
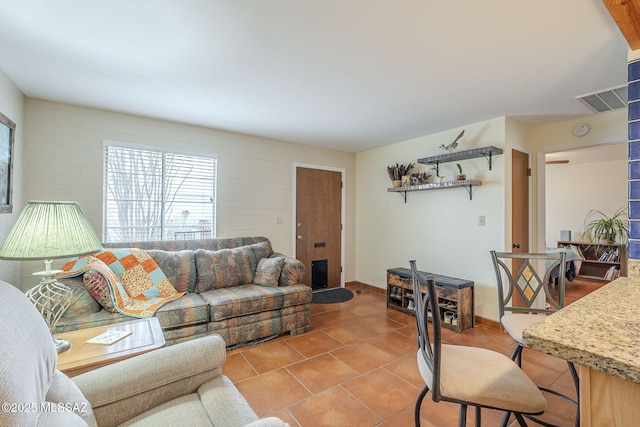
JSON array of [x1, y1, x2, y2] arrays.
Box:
[[523, 277, 640, 426]]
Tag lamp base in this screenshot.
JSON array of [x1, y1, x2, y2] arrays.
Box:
[[53, 336, 71, 353]]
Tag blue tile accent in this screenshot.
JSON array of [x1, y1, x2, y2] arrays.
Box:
[[631, 201, 640, 219], [630, 60, 640, 82], [630, 142, 640, 159], [630, 122, 640, 141], [630, 220, 640, 239], [630, 101, 640, 121], [630, 161, 640, 179], [630, 82, 640, 102], [630, 181, 640, 199], [629, 240, 640, 260]]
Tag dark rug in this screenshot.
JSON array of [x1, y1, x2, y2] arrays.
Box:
[[311, 287, 354, 304]]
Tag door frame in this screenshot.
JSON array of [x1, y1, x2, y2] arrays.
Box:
[[293, 162, 346, 287], [535, 138, 626, 253]]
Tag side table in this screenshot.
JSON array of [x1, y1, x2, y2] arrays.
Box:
[[55, 317, 165, 377]]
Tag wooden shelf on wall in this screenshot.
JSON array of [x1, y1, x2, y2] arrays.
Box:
[[388, 179, 482, 202]]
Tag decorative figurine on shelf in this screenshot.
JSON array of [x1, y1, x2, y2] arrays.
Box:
[[439, 129, 464, 152]]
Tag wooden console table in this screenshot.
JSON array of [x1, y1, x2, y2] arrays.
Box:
[[55, 317, 165, 377], [387, 267, 474, 332]]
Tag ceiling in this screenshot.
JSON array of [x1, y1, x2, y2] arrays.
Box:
[[0, 1, 630, 153]]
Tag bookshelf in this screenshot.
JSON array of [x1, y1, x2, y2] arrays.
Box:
[[557, 241, 627, 283]]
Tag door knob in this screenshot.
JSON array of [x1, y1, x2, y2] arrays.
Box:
[[512, 243, 520, 249], [297, 235, 303, 240]]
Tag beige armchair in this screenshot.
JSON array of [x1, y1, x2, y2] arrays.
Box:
[[0, 280, 287, 427]]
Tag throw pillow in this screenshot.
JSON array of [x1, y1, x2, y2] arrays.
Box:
[[254, 257, 286, 287], [61, 280, 101, 317], [83, 269, 116, 312]]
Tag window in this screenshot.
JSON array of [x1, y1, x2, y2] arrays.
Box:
[[103, 143, 216, 242]]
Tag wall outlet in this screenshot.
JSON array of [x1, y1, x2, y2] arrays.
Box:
[[479, 215, 485, 226], [276, 216, 283, 224]]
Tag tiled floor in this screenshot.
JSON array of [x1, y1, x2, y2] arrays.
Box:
[[223, 282, 591, 426]]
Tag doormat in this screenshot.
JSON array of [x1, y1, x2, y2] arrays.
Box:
[[312, 287, 354, 304]]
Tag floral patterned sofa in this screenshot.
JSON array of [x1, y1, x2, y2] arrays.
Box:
[[54, 237, 311, 347]]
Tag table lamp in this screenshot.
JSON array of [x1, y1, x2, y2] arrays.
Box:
[[0, 201, 102, 353]]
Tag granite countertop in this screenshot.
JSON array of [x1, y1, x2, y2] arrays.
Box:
[[523, 277, 640, 384]]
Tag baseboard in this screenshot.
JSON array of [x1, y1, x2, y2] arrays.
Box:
[[474, 316, 501, 330], [345, 281, 385, 295]]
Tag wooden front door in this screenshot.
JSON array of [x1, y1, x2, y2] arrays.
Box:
[[295, 167, 342, 289]]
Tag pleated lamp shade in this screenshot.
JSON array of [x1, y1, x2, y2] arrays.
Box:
[[0, 201, 102, 260]]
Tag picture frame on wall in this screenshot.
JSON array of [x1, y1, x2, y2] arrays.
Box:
[[0, 112, 15, 213]]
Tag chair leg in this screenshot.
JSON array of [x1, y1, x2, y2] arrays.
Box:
[[514, 412, 528, 426], [568, 361, 580, 427], [475, 406, 481, 427], [458, 404, 467, 427], [415, 385, 429, 427], [500, 410, 512, 427], [510, 343, 524, 367]]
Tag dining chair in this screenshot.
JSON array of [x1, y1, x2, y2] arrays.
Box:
[[490, 250, 579, 427], [409, 260, 546, 427]]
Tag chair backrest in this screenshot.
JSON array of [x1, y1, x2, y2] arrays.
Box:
[[490, 251, 566, 319], [409, 260, 443, 402]]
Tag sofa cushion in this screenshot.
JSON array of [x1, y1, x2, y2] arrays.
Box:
[[194, 242, 273, 292], [200, 283, 309, 321], [200, 285, 283, 321], [154, 293, 209, 329], [254, 257, 285, 287], [83, 270, 116, 312], [144, 249, 196, 293]]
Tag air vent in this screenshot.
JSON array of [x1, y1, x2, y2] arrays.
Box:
[[577, 85, 628, 113]]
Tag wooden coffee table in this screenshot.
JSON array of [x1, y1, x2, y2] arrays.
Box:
[[55, 317, 165, 377]]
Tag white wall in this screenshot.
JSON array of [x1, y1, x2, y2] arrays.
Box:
[[22, 99, 356, 289], [0, 70, 24, 288], [531, 109, 628, 253], [355, 117, 507, 321], [545, 157, 627, 246]]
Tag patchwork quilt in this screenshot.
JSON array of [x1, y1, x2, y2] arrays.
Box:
[[58, 248, 185, 318]]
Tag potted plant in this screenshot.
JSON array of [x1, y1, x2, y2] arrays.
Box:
[[456, 163, 466, 181], [582, 207, 628, 246]]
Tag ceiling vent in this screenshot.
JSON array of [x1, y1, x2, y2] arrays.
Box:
[[576, 85, 628, 113]]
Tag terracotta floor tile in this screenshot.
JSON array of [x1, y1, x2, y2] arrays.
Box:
[[384, 354, 424, 389], [357, 313, 405, 335], [227, 285, 592, 426], [288, 386, 382, 427], [285, 330, 343, 358], [287, 353, 359, 393], [321, 322, 378, 345], [366, 331, 416, 358], [331, 341, 396, 374], [241, 340, 304, 373], [308, 314, 334, 331], [222, 352, 257, 383], [235, 368, 310, 417], [342, 368, 419, 418]]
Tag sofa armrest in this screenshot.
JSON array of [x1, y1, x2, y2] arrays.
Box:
[[72, 334, 226, 427]]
